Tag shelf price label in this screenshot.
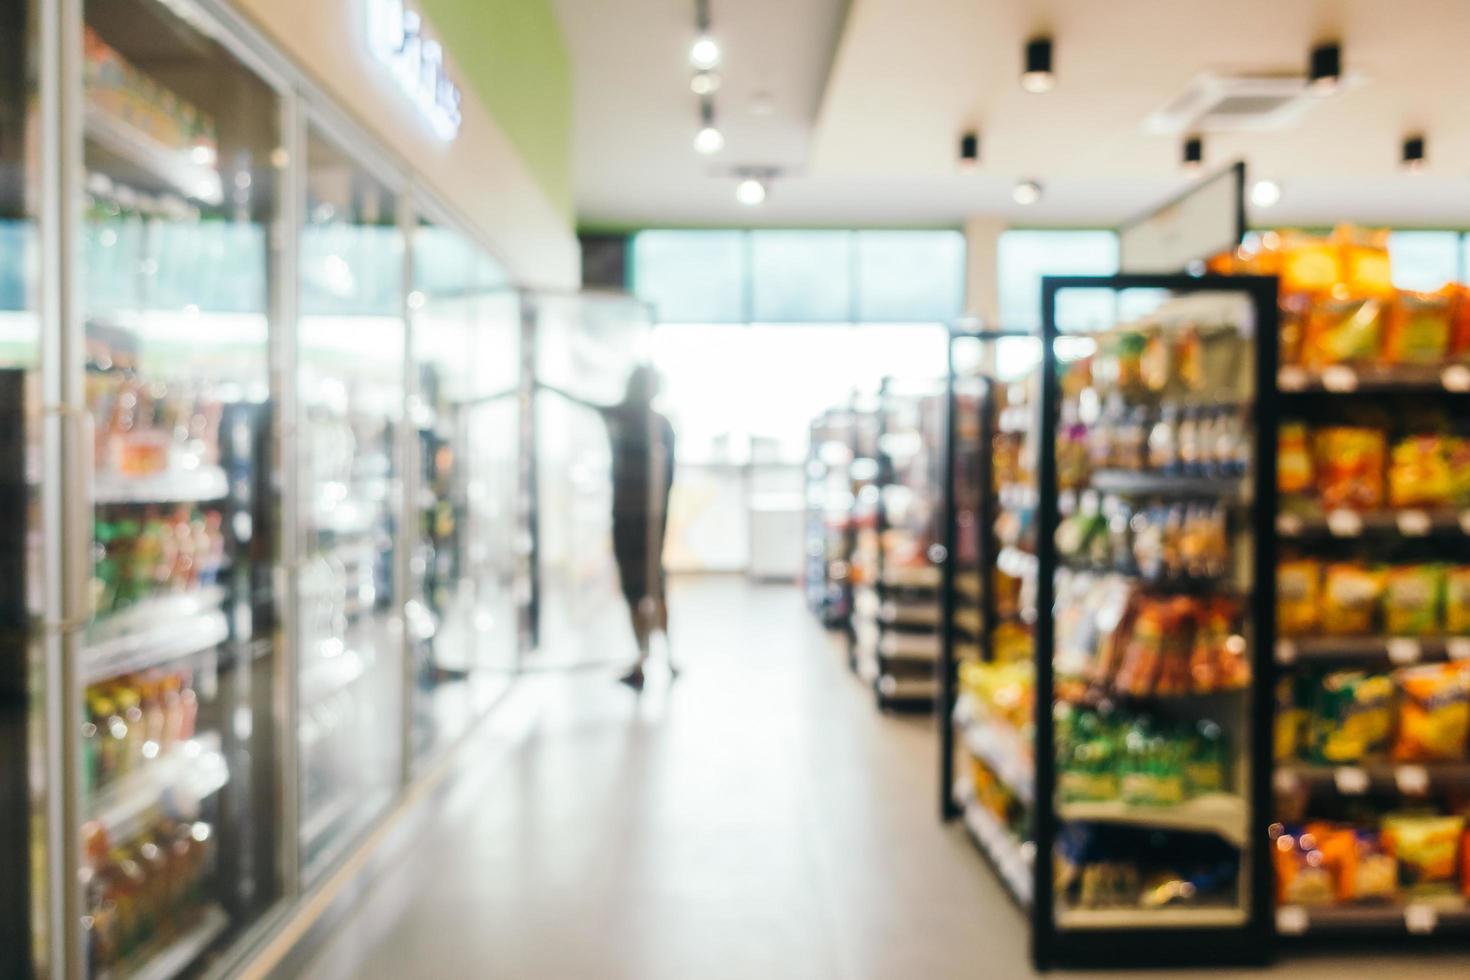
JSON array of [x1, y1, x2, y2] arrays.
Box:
[[1277, 367, 1308, 392], [1326, 509, 1363, 537], [1443, 365, 1470, 393], [1404, 904, 1438, 935], [1273, 769, 1302, 795], [1387, 638, 1423, 665], [1396, 510, 1431, 537], [1276, 905, 1309, 935], [1395, 765, 1430, 795], [1447, 638, 1470, 662], [1275, 639, 1297, 665], [1459, 511, 1470, 536], [1275, 513, 1303, 537], [1321, 366, 1359, 392], [1334, 766, 1370, 795]]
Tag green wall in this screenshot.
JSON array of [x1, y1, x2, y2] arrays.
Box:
[[419, 0, 573, 220]]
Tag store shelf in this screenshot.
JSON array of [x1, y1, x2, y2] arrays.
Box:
[[881, 564, 942, 590], [87, 587, 227, 647], [878, 630, 941, 661], [94, 464, 229, 505], [99, 905, 231, 980], [1276, 506, 1470, 540], [878, 599, 941, 627], [1276, 897, 1470, 937], [86, 104, 225, 206], [1275, 760, 1470, 797], [1058, 905, 1248, 930], [959, 716, 1035, 807], [1087, 470, 1249, 501], [1277, 362, 1470, 396], [1057, 793, 1248, 847], [85, 732, 228, 844], [84, 606, 230, 683], [876, 674, 937, 703], [1275, 634, 1470, 666], [960, 796, 1034, 908]]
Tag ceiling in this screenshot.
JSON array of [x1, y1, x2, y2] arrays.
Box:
[[558, 0, 1470, 229]]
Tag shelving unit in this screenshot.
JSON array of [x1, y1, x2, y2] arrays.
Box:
[[803, 410, 856, 629]]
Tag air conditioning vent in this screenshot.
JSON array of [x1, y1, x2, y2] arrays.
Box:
[[1144, 72, 1356, 134]]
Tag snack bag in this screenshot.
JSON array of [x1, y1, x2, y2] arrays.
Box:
[[1279, 233, 1341, 296], [1388, 437, 1454, 508], [1275, 675, 1307, 762], [1448, 438, 1470, 506], [1393, 663, 1470, 762], [1304, 297, 1384, 367], [1321, 563, 1384, 635], [1382, 565, 1444, 636], [1386, 290, 1454, 365], [1348, 831, 1399, 902], [1273, 826, 1336, 905], [1310, 670, 1395, 763], [1278, 423, 1315, 496], [1314, 427, 1386, 511], [1463, 828, 1470, 899], [1278, 559, 1321, 635], [1451, 285, 1470, 358], [1114, 601, 1167, 696], [1446, 568, 1470, 635], [1382, 814, 1466, 888], [1337, 226, 1395, 298]]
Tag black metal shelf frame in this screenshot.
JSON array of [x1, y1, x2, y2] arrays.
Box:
[[1032, 274, 1280, 970]]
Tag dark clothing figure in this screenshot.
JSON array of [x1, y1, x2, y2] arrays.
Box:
[[605, 403, 675, 612]]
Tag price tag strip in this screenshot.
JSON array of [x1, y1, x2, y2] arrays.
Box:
[[1334, 766, 1370, 795], [1326, 509, 1363, 538], [1387, 638, 1423, 665], [1396, 509, 1431, 537], [1394, 765, 1430, 795]]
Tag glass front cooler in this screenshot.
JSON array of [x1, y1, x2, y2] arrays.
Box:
[[78, 0, 285, 972], [1033, 275, 1278, 968], [296, 122, 405, 881]]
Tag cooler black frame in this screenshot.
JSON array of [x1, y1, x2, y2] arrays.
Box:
[[1030, 273, 1280, 970]]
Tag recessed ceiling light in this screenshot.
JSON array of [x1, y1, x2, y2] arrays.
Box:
[[691, 35, 720, 70], [1012, 179, 1043, 205], [691, 70, 720, 96], [694, 126, 724, 154], [1021, 37, 1055, 93], [1250, 179, 1282, 208], [736, 177, 767, 206]]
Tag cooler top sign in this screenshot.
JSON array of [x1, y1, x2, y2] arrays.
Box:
[[367, 0, 463, 141]]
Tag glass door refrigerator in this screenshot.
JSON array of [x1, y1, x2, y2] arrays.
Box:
[[295, 120, 405, 881], [1031, 275, 1278, 968], [76, 1, 286, 973]]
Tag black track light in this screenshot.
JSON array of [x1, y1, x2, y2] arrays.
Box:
[[1021, 37, 1055, 93], [1402, 134, 1426, 173], [1182, 135, 1204, 172], [1309, 42, 1341, 95], [959, 130, 980, 172]]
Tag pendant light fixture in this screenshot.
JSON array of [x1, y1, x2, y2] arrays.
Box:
[[1182, 135, 1204, 173]]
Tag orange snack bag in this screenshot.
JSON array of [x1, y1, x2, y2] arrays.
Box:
[[1386, 289, 1454, 365], [1314, 427, 1386, 510]]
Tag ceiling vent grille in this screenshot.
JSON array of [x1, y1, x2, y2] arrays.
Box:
[[1144, 72, 1352, 134]]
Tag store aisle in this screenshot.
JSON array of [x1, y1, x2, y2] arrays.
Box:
[[296, 579, 1466, 980]]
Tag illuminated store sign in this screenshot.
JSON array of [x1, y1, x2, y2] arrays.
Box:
[[367, 0, 463, 141]]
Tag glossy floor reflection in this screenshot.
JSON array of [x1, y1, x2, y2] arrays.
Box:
[[298, 577, 1470, 980]]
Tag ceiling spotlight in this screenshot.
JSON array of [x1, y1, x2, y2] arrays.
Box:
[[691, 35, 720, 70], [736, 176, 767, 206], [1250, 179, 1282, 208], [690, 70, 720, 96], [1013, 179, 1043, 205], [694, 126, 724, 154], [958, 130, 980, 173], [1021, 37, 1055, 93], [1182, 135, 1203, 172], [1402, 134, 1426, 173], [1309, 42, 1341, 95], [693, 98, 723, 154]]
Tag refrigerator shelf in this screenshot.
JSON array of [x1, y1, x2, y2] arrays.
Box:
[[85, 732, 227, 844], [1276, 506, 1470, 540], [94, 464, 229, 505], [1275, 635, 1470, 666], [1275, 760, 1470, 797], [1058, 906, 1248, 930], [1276, 897, 1470, 937], [1277, 362, 1470, 395], [1086, 470, 1250, 501], [97, 904, 230, 980], [1057, 793, 1249, 848], [958, 790, 1034, 908], [84, 608, 230, 683], [85, 104, 225, 207]]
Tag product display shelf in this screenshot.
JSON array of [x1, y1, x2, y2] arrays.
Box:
[[1029, 275, 1280, 970], [804, 410, 856, 629], [85, 732, 229, 845], [870, 380, 945, 712], [1269, 269, 1470, 944], [843, 396, 882, 681], [96, 905, 231, 980]]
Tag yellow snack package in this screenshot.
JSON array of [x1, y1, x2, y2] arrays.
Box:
[[1382, 565, 1444, 637], [1321, 563, 1385, 635], [1304, 297, 1384, 367], [1386, 290, 1454, 365], [1279, 232, 1340, 295], [1383, 814, 1467, 887], [1388, 436, 1454, 508], [1277, 559, 1321, 635], [1446, 567, 1470, 635], [1336, 225, 1395, 298], [1392, 663, 1470, 762]]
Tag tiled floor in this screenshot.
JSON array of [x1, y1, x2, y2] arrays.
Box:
[[297, 578, 1470, 979]]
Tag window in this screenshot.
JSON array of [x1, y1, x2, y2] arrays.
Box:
[[1389, 231, 1462, 292], [997, 229, 1119, 331]]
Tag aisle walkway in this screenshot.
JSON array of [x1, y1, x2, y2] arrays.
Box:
[[298, 578, 1467, 980]]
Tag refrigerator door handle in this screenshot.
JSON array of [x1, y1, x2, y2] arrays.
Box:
[[46, 403, 93, 634]]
